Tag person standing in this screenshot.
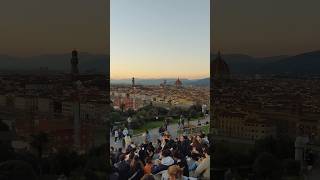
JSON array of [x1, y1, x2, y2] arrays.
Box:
[[197, 119, 201, 126], [114, 129, 119, 143], [125, 134, 132, 149], [181, 118, 185, 128], [123, 127, 129, 137], [144, 130, 152, 143], [119, 128, 123, 142], [159, 126, 164, 138], [164, 119, 168, 130]]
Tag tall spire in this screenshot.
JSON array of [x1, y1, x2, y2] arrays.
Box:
[[132, 77, 135, 87], [71, 49, 79, 76]]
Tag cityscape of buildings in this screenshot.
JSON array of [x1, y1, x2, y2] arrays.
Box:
[[211, 52, 320, 166], [111, 78, 209, 111], [0, 50, 108, 153]]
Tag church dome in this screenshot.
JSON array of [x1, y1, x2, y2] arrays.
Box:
[[175, 78, 182, 87], [211, 51, 230, 79], [72, 49, 78, 57]]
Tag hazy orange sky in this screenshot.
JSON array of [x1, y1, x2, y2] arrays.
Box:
[[110, 0, 210, 80], [213, 0, 320, 57], [0, 0, 108, 57]]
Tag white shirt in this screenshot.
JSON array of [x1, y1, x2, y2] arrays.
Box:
[[123, 129, 128, 136]]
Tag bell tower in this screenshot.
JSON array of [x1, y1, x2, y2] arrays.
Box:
[[71, 50, 79, 76]]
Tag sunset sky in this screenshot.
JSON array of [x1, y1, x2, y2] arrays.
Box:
[[2, 0, 319, 77], [0, 0, 108, 57], [213, 0, 320, 57], [110, 0, 210, 80]]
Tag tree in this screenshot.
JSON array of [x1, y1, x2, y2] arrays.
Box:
[[110, 112, 122, 124], [127, 108, 135, 117]]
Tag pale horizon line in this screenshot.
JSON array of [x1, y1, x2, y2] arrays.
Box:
[[110, 76, 209, 80]]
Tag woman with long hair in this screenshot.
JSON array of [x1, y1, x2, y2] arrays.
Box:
[[191, 138, 203, 155], [128, 155, 144, 180]]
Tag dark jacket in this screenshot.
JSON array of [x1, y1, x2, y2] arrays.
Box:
[[151, 164, 169, 175], [114, 161, 130, 180]]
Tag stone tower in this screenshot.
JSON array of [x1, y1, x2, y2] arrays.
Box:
[[71, 50, 79, 75]]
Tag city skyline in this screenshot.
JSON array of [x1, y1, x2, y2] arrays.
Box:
[[110, 0, 210, 79]]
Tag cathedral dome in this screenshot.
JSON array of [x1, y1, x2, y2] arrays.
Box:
[[175, 78, 182, 87], [72, 49, 78, 57], [211, 51, 230, 79]]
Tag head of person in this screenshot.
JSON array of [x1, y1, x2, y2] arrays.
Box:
[[196, 135, 202, 142], [200, 133, 206, 139], [147, 144, 154, 152], [202, 145, 209, 157], [128, 151, 135, 160], [119, 154, 126, 161], [162, 149, 172, 158], [146, 157, 153, 165], [190, 152, 200, 161], [173, 151, 182, 161], [192, 139, 202, 154], [167, 165, 183, 180], [179, 135, 184, 142], [141, 174, 156, 180], [130, 155, 143, 171], [163, 132, 170, 139], [148, 142, 153, 147]]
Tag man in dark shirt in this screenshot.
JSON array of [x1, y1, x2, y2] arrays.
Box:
[[114, 154, 130, 180]]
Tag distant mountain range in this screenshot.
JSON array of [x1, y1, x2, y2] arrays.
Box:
[[110, 78, 210, 86], [219, 50, 320, 75], [1, 50, 319, 83], [0, 53, 109, 74]]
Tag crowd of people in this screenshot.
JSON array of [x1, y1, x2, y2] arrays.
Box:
[[110, 129, 210, 180]]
